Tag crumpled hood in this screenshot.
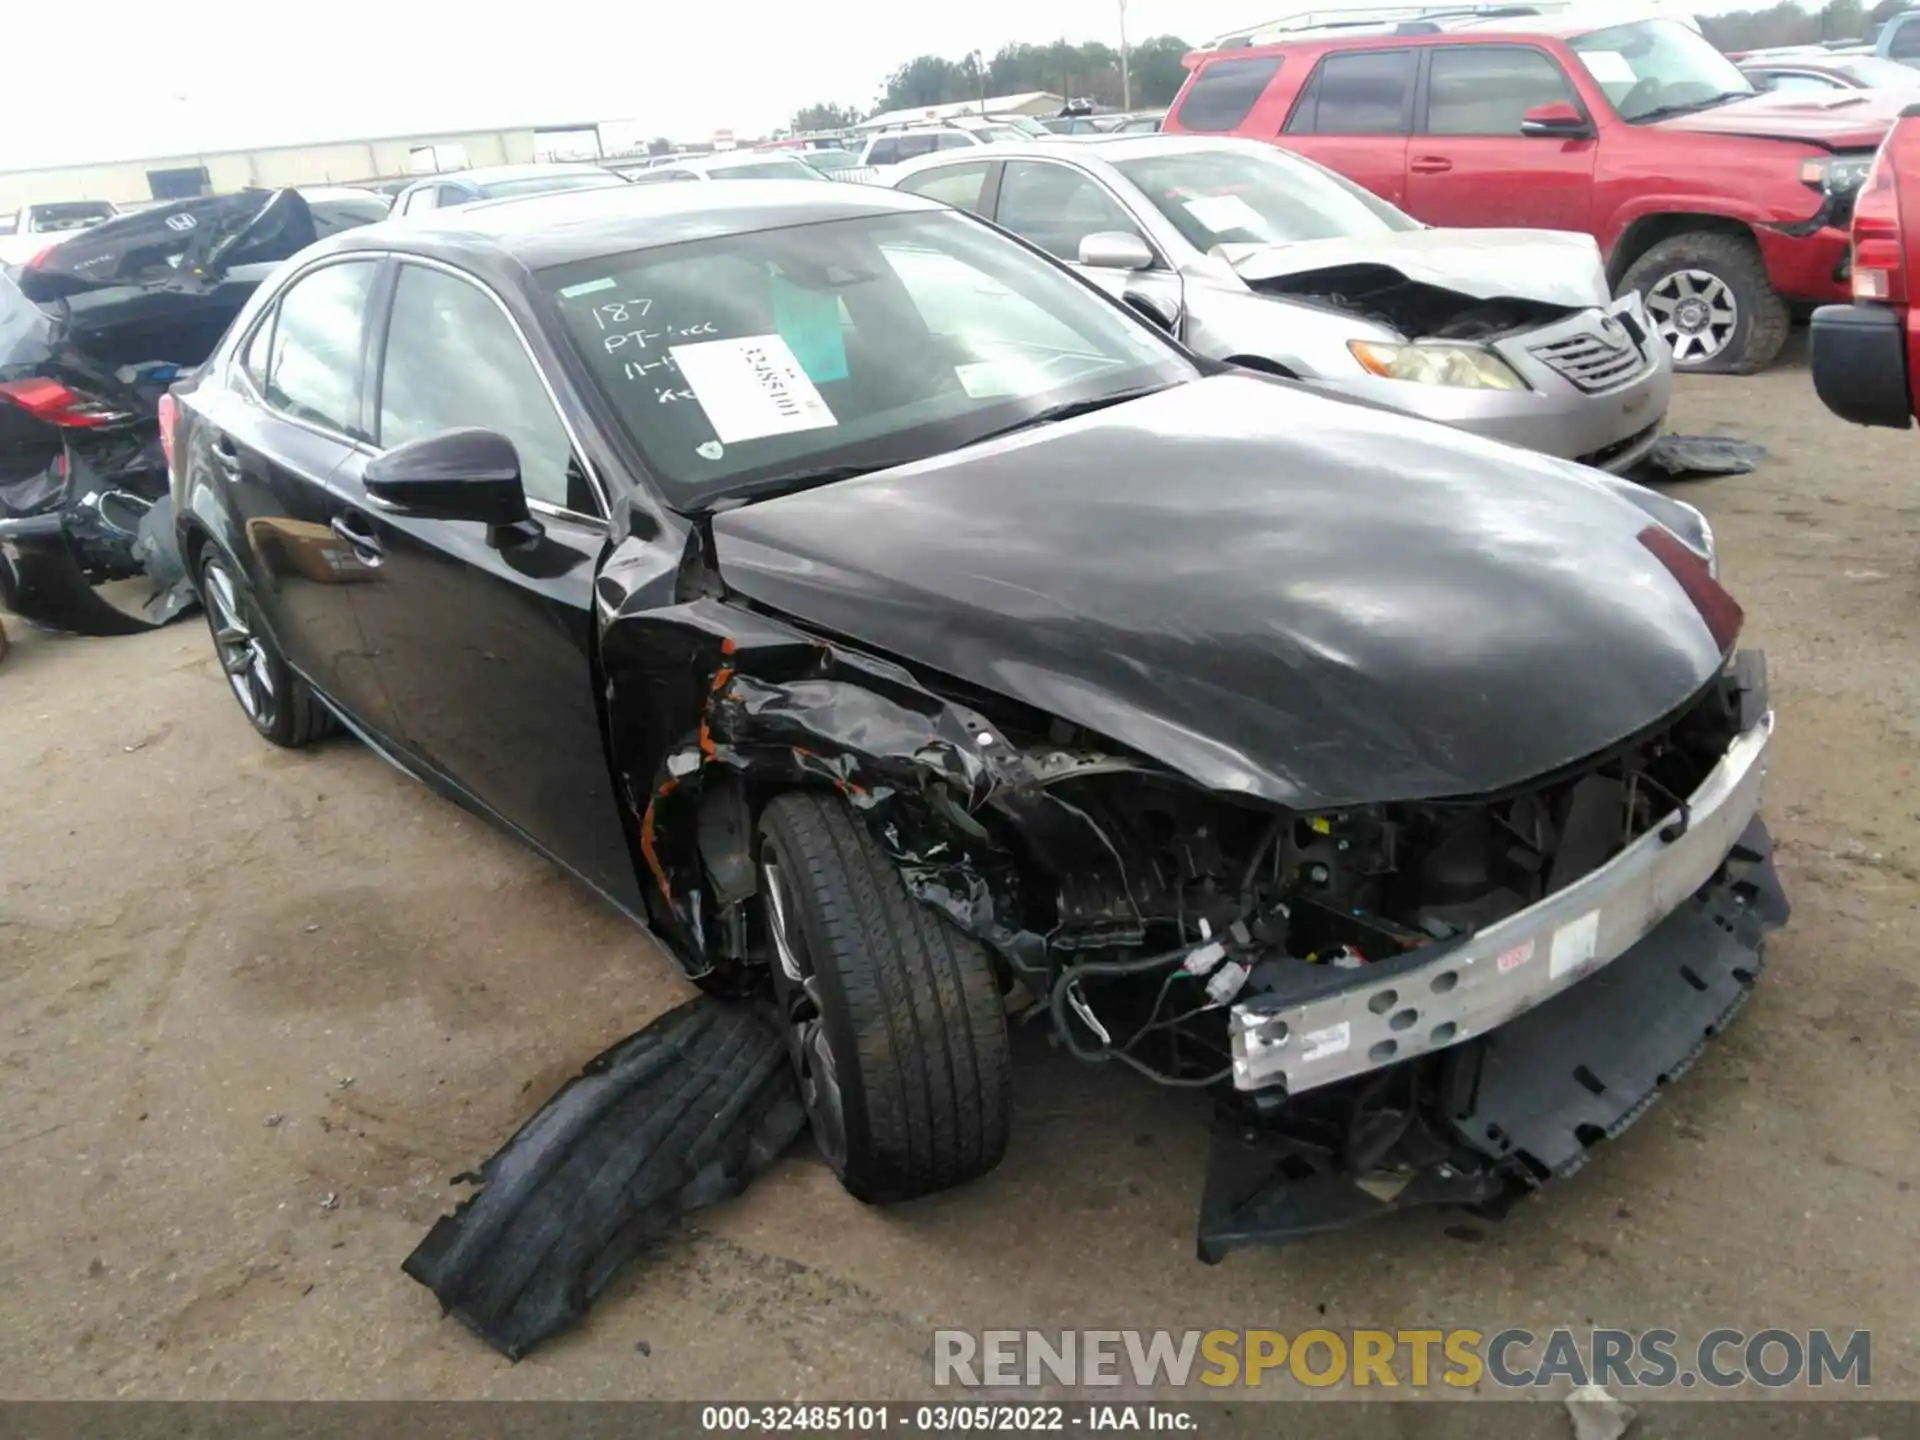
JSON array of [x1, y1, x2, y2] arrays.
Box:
[[711, 375, 1736, 809], [1218, 228, 1610, 311], [1651, 89, 1897, 149]]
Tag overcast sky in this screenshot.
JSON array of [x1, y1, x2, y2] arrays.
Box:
[[6, 0, 1797, 172]]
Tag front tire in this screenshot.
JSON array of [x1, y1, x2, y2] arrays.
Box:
[[197, 552, 335, 748], [1621, 231, 1790, 375], [756, 791, 1011, 1203]]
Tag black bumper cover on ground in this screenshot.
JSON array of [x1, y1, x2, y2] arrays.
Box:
[[402, 999, 805, 1359], [1197, 817, 1788, 1261]]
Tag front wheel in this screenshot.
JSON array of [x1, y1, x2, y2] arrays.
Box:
[[756, 791, 1011, 1203], [1620, 231, 1790, 375], [198, 551, 336, 748]]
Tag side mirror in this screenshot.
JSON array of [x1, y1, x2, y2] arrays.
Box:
[[1520, 102, 1595, 140], [364, 428, 529, 528], [1078, 231, 1155, 271]]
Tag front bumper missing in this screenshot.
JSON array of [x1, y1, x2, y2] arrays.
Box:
[[1199, 816, 1787, 1260], [1230, 707, 1774, 1097]]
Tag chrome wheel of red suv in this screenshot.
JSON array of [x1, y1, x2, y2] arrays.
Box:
[[1647, 269, 1740, 366]]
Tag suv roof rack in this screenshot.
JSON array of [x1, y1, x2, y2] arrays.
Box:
[[1201, 1, 1560, 48]]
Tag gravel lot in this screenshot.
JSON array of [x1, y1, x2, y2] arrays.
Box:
[[2, 350, 1916, 1401]]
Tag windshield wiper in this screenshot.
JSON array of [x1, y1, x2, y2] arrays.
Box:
[[1629, 91, 1751, 125], [961, 384, 1177, 450]]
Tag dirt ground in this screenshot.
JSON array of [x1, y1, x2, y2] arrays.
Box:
[[2, 349, 1916, 1402]]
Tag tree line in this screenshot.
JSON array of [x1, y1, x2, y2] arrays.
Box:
[[791, 36, 1194, 133], [1699, 0, 1914, 52]]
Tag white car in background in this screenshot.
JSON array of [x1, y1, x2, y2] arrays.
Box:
[[0, 200, 119, 267]]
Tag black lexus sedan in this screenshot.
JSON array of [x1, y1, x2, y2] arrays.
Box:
[[167, 181, 1785, 1253]]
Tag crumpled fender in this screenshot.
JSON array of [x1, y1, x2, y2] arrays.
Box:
[[597, 584, 1159, 988]]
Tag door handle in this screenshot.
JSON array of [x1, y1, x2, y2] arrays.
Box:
[[329, 513, 385, 567], [1410, 156, 1454, 175], [209, 435, 242, 474]]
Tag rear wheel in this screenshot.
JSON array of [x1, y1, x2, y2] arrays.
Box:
[[756, 791, 1011, 1203], [1620, 231, 1790, 375], [198, 552, 335, 748]]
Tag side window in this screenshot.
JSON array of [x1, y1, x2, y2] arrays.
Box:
[[996, 162, 1146, 263], [1425, 46, 1578, 135], [1174, 56, 1284, 132], [263, 261, 378, 435], [436, 185, 471, 209], [1893, 18, 1920, 59], [897, 134, 940, 160], [1287, 50, 1417, 135], [241, 310, 275, 392], [867, 137, 900, 166], [378, 264, 592, 515], [933, 132, 974, 150], [403, 187, 437, 215], [896, 162, 994, 215]]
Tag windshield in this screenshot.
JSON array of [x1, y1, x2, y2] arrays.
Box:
[[483, 173, 626, 199], [541, 209, 1194, 508], [802, 150, 862, 172], [998, 116, 1054, 137], [1115, 147, 1419, 248], [1572, 19, 1754, 122]]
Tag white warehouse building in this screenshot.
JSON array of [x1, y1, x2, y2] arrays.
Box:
[[0, 127, 541, 212]]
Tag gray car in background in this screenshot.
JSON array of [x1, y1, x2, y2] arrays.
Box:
[[887, 136, 1672, 471]]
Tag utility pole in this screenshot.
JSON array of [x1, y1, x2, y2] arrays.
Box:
[[1120, 0, 1131, 111], [971, 48, 986, 114]]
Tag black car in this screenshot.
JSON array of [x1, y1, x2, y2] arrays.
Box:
[[168, 181, 1785, 1253], [1, 187, 388, 633]]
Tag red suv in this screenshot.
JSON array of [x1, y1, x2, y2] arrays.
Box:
[[1810, 103, 1920, 428], [1166, 13, 1894, 373]]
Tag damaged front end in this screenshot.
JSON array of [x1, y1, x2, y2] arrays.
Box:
[[601, 546, 1785, 1254], [1218, 230, 1672, 470]]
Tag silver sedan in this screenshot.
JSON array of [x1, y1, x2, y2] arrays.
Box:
[[885, 136, 1672, 472]]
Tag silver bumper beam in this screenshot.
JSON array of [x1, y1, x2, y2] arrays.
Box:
[[1229, 711, 1774, 1095]]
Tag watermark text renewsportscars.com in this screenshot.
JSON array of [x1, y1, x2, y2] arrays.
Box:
[[933, 1328, 1871, 1391]]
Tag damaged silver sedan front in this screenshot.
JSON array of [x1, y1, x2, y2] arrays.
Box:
[[887, 136, 1673, 471]]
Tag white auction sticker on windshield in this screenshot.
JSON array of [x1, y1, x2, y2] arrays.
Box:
[[1579, 50, 1636, 85], [669, 334, 837, 444], [1183, 194, 1266, 235]]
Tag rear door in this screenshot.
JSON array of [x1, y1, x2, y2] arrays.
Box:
[[333, 258, 641, 911], [185, 256, 389, 727], [1405, 44, 1596, 231], [1278, 49, 1418, 206]]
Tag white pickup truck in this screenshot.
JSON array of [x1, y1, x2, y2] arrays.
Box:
[[0, 201, 120, 267]]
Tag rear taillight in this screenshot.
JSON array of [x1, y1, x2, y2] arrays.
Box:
[[0, 376, 133, 428], [157, 393, 178, 471], [1853, 141, 1905, 302], [24, 242, 60, 270]]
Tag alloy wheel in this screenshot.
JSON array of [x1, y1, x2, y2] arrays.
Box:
[[760, 851, 849, 1170], [1645, 268, 1739, 366], [201, 560, 278, 730]]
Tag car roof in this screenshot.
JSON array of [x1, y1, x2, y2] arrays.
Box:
[[323, 179, 943, 272], [686, 151, 818, 171], [888, 133, 1283, 175], [398, 163, 612, 192]]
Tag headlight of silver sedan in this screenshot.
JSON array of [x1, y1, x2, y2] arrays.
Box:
[[1347, 340, 1530, 391]]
